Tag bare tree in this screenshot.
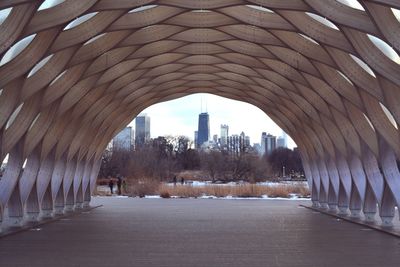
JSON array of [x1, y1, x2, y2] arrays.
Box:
[[268, 147, 304, 176], [200, 150, 224, 181]]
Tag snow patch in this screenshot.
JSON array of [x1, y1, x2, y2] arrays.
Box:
[[144, 194, 310, 200], [166, 180, 308, 187]]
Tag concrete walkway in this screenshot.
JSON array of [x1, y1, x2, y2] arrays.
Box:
[[1, 197, 400, 267]]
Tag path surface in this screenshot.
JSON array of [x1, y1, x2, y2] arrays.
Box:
[[1, 197, 400, 267]]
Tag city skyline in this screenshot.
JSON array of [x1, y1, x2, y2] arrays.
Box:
[[129, 93, 296, 149]]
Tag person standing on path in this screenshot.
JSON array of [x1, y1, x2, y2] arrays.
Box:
[[109, 179, 114, 195], [117, 178, 122, 195]]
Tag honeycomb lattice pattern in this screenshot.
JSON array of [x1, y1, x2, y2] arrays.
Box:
[[0, 0, 400, 224]]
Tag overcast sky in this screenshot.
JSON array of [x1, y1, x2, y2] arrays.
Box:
[[128, 93, 296, 148]]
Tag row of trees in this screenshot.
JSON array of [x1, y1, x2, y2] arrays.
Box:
[[99, 136, 304, 182], [99, 136, 198, 180]]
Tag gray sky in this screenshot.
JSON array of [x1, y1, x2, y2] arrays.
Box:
[[129, 93, 296, 148]]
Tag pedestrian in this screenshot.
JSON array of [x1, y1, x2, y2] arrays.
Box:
[[173, 175, 177, 185], [122, 179, 127, 194], [117, 177, 122, 195], [108, 179, 114, 194], [180, 177, 184, 185]]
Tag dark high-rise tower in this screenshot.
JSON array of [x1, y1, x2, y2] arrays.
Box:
[[265, 134, 276, 155], [197, 112, 210, 148], [135, 114, 150, 147]]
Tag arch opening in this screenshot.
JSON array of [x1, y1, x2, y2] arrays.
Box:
[[0, 0, 399, 230]]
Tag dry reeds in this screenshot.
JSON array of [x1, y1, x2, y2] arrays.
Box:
[[157, 183, 310, 198], [96, 181, 310, 198], [126, 179, 160, 198], [92, 186, 111, 196]]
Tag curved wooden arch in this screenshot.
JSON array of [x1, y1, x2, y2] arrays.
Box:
[[0, 0, 400, 228]]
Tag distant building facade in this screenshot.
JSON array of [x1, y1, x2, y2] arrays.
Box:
[[227, 131, 251, 155], [265, 134, 276, 155], [212, 134, 217, 142], [113, 127, 134, 151], [194, 131, 198, 149], [253, 143, 262, 154], [260, 132, 277, 155], [277, 131, 288, 148], [220, 124, 229, 147], [244, 134, 250, 148], [260, 132, 267, 155], [277, 136, 286, 148], [135, 114, 150, 147], [197, 112, 210, 148], [227, 134, 240, 154]]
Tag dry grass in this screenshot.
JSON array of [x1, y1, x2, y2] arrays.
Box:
[[158, 184, 201, 198], [286, 184, 311, 197], [96, 179, 310, 198], [92, 185, 111, 196], [157, 183, 310, 198], [125, 179, 160, 198], [174, 170, 206, 181]]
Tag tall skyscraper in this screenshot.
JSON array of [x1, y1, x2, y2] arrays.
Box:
[[197, 112, 210, 148], [240, 131, 246, 152], [135, 114, 150, 147], [261, 132, 267, 155], [113, 127, 134, 151], [265, 134, 276, 155], [261, 132, 276, 155], [220, 124, 229, 147]]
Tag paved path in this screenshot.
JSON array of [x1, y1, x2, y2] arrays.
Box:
[[1, 197, 400, 267]]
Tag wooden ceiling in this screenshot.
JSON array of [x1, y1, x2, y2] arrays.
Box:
[[0, 0, 400, 169]]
